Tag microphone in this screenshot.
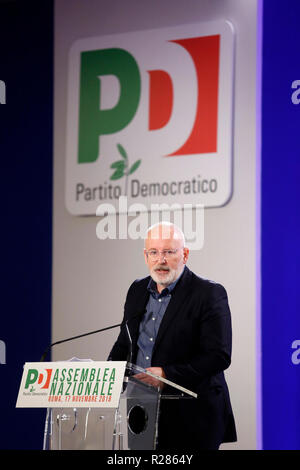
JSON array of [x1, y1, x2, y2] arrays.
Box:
[[124, 310, 146, 373], [40, 310, 146, 363], [108, 310, 146, 370], [125, 321, 134, 372], [40, 322, 122, 362]]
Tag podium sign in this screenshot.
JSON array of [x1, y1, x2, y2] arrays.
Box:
[[16, 361, 126, 408]]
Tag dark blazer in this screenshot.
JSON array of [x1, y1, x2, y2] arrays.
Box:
[[109, 266, 237, 449]]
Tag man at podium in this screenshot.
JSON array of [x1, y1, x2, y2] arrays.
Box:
[[109, 222, 237, 450]]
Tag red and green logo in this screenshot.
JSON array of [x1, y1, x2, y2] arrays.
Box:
[[66, 22, 234, 214], [78, 35, 220, 164], [25, 368, 53, 391]]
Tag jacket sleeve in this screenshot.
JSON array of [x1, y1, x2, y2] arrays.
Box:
[[162, 283, 232, 389]]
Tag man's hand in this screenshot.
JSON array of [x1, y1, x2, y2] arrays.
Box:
[[134, 367, 166, 389]]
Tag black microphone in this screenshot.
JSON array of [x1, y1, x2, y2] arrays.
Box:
[[108, 311, 146, 368], [40, 322, 122, 362], [124, 310, 147, 373], [125, 321, 133, 365]]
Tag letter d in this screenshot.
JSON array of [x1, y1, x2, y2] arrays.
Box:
[[78, 48, 141, 163]]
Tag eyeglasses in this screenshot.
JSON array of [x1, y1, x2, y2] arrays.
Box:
[[145, 249, 182, 261]]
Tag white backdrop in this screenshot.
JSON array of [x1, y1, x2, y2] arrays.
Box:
[[52, 0, 259, 450]]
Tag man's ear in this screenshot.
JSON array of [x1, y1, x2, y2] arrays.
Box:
[[183, 247, 189, 264]]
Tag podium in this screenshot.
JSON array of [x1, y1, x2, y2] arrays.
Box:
[[41, 362, 197, 450]]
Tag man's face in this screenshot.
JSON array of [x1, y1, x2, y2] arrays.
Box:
[[144, 226, 189, 291]]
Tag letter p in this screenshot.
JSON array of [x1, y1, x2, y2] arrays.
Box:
[[25, 369, 38, 389], [78, 48, 141, 163]]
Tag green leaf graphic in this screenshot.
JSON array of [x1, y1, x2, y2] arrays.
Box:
[[110, 160, 125, 170], [110, 169, 124, 180], [128, 159, 141, 175], [117, 143, 128, 161], [110, 144, 141, 184]]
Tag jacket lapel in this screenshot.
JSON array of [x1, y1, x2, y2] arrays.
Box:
[[152, 267, 193, 355], [129, 280, 150, 351]]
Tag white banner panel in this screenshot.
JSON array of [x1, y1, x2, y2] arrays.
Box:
[[16, 362, 126, 408], [65, 21, 234, 215]]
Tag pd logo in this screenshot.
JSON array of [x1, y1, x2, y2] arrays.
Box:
[[66, 21, 234, 215], [78, 35, 219, 163], [25, 368, 53, 391]]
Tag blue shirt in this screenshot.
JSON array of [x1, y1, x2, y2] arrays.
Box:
[[136, 272, 183, 369]]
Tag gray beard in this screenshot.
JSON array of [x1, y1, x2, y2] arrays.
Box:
[[150, 265, 184, 287]]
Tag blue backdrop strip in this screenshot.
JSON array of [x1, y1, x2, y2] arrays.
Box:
[[0, 1, 53, 449], [261, 0, 300, 450]]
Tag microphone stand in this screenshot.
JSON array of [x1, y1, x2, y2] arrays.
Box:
[[40, 323, 122, 362]]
